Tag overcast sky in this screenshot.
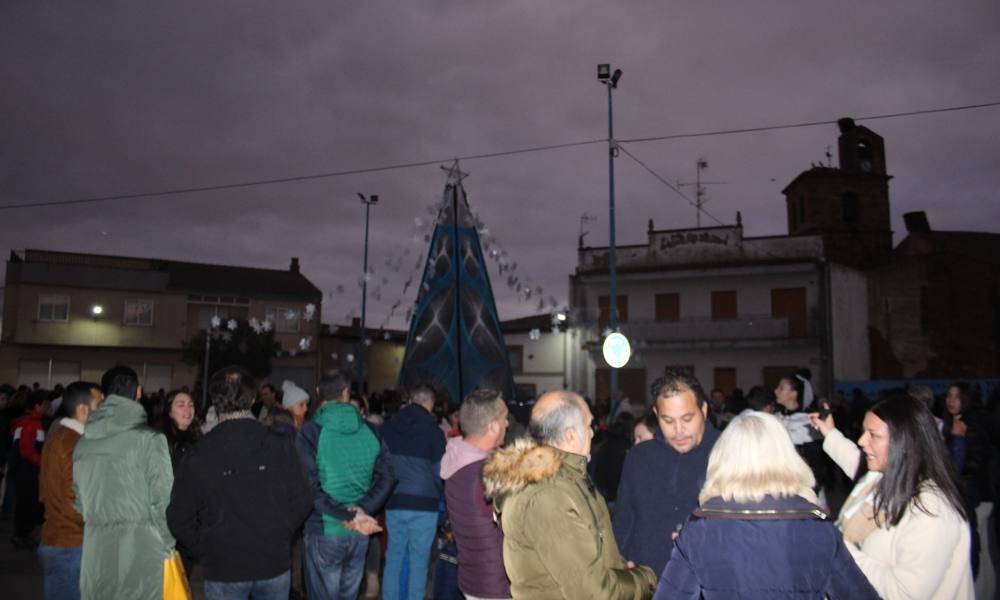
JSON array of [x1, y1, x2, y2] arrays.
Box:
[[3, 2, 998, 330]]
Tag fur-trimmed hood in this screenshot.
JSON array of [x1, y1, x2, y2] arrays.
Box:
[[482, 438, 564, 510]]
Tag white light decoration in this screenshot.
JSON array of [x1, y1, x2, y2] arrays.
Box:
[[602, 332, 632, 368]]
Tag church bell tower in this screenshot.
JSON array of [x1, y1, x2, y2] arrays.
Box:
[[782, 118, 893, 269]]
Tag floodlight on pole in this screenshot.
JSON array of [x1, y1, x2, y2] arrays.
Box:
[[598, 62, 627, 396], [358, 193, 379, 393], [91, 305, 103, 316]]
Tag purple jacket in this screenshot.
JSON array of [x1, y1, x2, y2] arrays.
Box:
[[441, 438, 510, 598]]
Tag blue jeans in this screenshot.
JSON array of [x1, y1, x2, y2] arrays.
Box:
[[383, 509, 438, 600], [203, 570, 290, 600], [304, 533, 369, 600], [37, 544, 82, 600]]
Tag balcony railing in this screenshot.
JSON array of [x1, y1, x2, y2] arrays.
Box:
[[580, 314, 816, 344]]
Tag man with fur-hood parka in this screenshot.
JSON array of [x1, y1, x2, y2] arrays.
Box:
[[483, 391, 657, 600]]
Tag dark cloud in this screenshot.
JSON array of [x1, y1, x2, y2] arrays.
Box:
[[2, 1, 998, 327]]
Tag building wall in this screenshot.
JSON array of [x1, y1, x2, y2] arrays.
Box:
[[0, 344, 197, 391], [3, 284, 187, 348], [577, 263, 822, 336], [0, 284, 321, 390], [318, 334, 406, 393], [505, 329, 568, 399], [576, 341, 820, 409], [829, 264, 870, 380]]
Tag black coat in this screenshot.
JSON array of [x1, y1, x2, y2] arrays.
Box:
[[166, 417, 313, 582]]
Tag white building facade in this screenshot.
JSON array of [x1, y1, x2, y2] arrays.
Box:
[[568, 222, 869, 409]]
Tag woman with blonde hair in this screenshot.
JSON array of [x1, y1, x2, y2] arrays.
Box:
[[653, 410, 877, 599]]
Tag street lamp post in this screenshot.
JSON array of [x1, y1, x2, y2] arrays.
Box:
[[598, 64, 623, 398], [358, 193, 379, 393]]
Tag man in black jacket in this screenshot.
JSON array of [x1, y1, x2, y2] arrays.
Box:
[[167, 366, 313, 600]]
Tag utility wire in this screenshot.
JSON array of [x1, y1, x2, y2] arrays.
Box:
[[0, 139, 604, 211], [2, 99, 998, 211], [618, 101, 1000, 144], [617, 144, 727, 227]]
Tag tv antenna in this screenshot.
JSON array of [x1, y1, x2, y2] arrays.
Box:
[[579, 212, 598, 248], [677, 158, 728, 227]]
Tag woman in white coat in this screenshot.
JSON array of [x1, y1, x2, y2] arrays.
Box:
[[810, 392, 973, 599]]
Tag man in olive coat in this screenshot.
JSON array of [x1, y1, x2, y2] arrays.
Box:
[[73, 367, 175, 600], [483, 391, 657, 600]]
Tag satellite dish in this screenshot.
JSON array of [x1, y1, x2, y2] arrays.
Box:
[[602, 332, 632, 369]]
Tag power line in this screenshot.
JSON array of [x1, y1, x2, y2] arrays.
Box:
[[0, 139, 604, 211], [617, 144, 727, 227], [618, 101, 1000, 144], [2, 99, 998, 212]]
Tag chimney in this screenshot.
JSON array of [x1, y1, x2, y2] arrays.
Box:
[[837, 117, 856, 133], [903, 211, 931, 234], [290, 257, 300, 272]]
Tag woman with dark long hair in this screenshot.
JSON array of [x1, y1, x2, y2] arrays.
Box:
[[811, 393, 973, 599], [157, 390, 200, 470], [942, 382, 990, 578]]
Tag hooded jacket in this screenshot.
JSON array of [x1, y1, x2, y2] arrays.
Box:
[[382, 403, 446, 512], [72, 395, 175, 600], [166, 416, 314, 582], [295, 401, 397, 537], [441, 437, 510, 598], [483, 439, 657, 600]]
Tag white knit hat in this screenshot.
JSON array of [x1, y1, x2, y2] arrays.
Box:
[[281, 380, 309, 409]]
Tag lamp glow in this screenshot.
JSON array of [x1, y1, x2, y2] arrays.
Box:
[[556, 312, 567, 322], [91, 305, 104, 316], [602, 332, 631, 368]]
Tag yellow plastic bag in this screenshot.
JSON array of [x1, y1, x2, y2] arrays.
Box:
[[163, 551, 192, 600]]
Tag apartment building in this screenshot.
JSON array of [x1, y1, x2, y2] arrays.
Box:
[[0, 249, 323, 392]]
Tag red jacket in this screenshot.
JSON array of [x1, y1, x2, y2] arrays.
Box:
[[11, 410, 45, 468]]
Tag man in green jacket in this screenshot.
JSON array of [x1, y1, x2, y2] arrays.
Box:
[[483, 391, 658, 600], [73, 366, 175, 600]]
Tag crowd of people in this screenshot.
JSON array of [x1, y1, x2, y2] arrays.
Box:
[[1, 366, 998, 599]]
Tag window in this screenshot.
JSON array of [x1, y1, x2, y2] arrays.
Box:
[[124, 299, 154, 326], [38, 295, 70, 322], [265, 307, 300, 333], [126, 363, 173, 393], [842, 192, 860, 224], [713, 368, 737, 397], [711, 291, 737, 320], [598, 295, 629, 330], [187, 295, 250, 306], [507, 346, 524, 373], [762, 366, 800, 391], [196, 305, 249, 330], [17, 359, 80, 387], [514, 382, 537, 401], [856, 140, 872, 162], [655, 293, 680, 321], [771, 287, 808, 337]]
